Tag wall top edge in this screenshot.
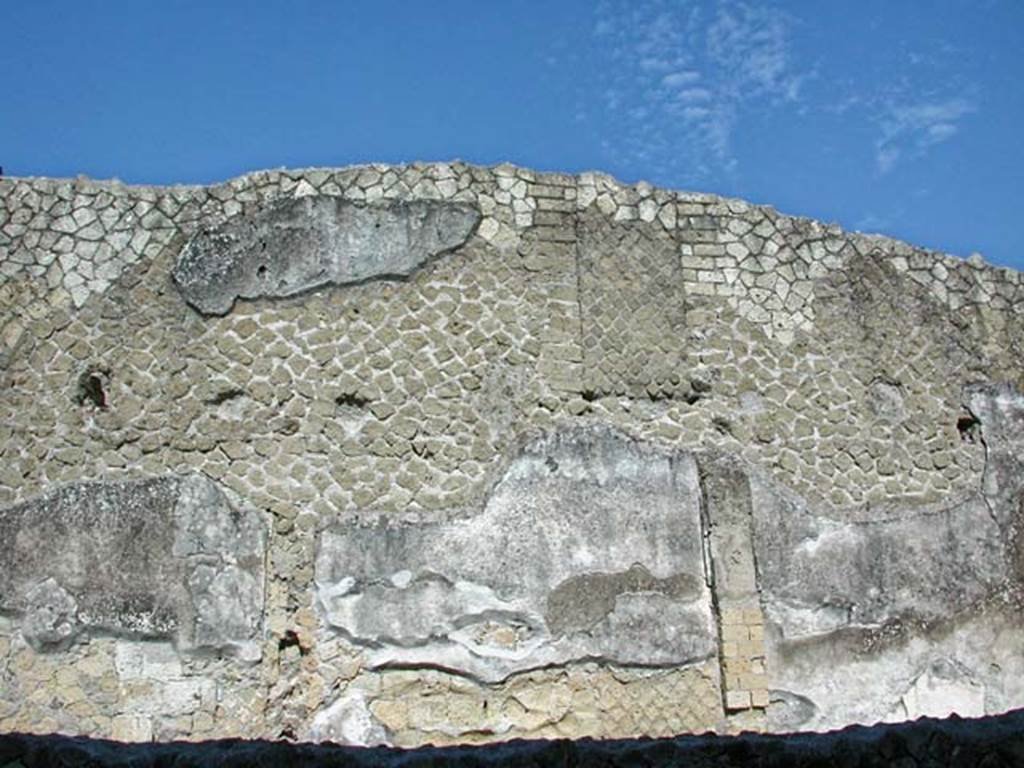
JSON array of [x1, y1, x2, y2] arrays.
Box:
[[0, 160, 1018, 280]]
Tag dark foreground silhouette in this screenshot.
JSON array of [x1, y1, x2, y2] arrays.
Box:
[[2, 709, 1024, 767]]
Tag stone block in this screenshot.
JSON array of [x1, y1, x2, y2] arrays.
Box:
[[530, 225, 575, 243], [110, 714, 153, 742], [721, 624, 749, 644], [528, 184, 569, 199], [173, 196, 480, 315], [0, 474, 267, 659], [725, 690, 752, 711]]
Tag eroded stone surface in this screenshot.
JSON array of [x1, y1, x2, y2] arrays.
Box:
[[315, 426, 715, 682], [172, 196, 480, 314], [0, 473, 268, 658]]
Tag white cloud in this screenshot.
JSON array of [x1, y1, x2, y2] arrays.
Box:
[[875, 98, 974, 174], [926, 123, 958, 143], [682, 106, 712, 120], [587, 2, 980, 185], [589, 0, 806, 180], [661, 70, 701, 87], [706, 3, 803, 100], [675, 87, 712, 103], [876, 147, 900, 175]]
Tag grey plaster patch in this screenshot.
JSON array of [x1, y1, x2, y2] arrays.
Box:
[[315, 426, 715, 682], [767, 690, 818, 731], [172, 195, 480, 314], [0, 473, 268, 657], [22, 578, 78, 648], [545, 565, 700, 636], [699, 453, 759, 601], [750, 476, 1006, 640]]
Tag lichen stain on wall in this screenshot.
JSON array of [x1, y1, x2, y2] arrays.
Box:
[[1, 162, 1023, 745]]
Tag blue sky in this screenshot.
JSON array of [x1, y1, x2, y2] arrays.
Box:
[[3, 1, 1022, 269]]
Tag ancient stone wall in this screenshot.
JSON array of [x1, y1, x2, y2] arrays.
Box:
[[1, 163, 1023, 745]]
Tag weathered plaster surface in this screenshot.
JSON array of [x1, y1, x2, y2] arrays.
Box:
[[315, 427, 714, 683], [173, 196, 480, 315], [1, 161, 1022, 745], [0, 474, 268, 658]]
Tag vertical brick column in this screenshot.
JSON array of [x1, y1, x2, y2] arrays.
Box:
[[699, 455, 769, 722], [719, 605, 768, 711], [523, 175, 583, 397]]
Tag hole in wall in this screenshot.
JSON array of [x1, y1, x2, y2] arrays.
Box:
[[257, 264, 268, 279], [412, 441, 436, 458], [646, 388, 679, 403], [690, 376, 713, 394], [278, 629, 308, 656], [205, 388, 245, 406], [957, 412, 981, 443], [335, 391, 370, 409], [712, 416, 733, 436], [275, 417, 300, 436], [75, 367, 111, 409]]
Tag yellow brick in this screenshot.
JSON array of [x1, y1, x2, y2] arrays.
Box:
[[725, 690, 751, 711], [722, 641, 739, 657], [740, 673, 768, 690], [723, 657, 751, 673], [721, 607, 745, 626], [750, 688, 770, 708], [748, 624, 765, 643], [721, 624, 748, 643], [739, 639, 763, 656], [743, 607, 765, 625], [724, 655, 749, 671]]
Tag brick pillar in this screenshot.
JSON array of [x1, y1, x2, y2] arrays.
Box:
[[699, 454, 769, 725]]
